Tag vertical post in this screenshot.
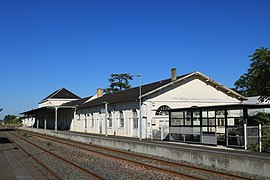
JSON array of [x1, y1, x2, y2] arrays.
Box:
[[44, 118, 47, 130], [139, 76, 142, 140], [104, 102, 108, 137], [135, 74, 142, 140], [31, 117, 33, 128], [243, 108, 248, 150], [37, 119, 39, 129], [44, 113, 47, 130], [85, 114, 87, 132], [113, 110, 116, 135], [161, 124, 163, 140], [244, 123, 247, 150], [259, 124, 262, 152], [55, 107, 58, 131], [226, 128, 228, 147]]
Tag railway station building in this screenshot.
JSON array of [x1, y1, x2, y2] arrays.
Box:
[[21, 68, 246, 141]]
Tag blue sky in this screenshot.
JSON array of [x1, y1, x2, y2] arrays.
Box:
[[0, 0, 269, 119]]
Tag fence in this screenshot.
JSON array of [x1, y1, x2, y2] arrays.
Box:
[[152, 124, 169, 140], [227, 124, 270, 152]]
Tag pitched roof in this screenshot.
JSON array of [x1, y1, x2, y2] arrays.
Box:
[[39, 88, 80, 104], [61, 96, 92, 107], [78, 71, 246, 110], [78, 73, 191, 109]]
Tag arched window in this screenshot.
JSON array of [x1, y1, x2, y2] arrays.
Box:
[[155, 105, 171, 116]]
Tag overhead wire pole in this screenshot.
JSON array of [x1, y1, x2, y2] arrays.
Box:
[[135, 74, 142, 141]]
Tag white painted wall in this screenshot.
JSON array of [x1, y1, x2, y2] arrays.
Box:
[[73, 77, 241, 139], [39, 98, 79, 108]]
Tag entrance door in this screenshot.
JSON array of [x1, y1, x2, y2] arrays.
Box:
[[216, 110, 226, 145]]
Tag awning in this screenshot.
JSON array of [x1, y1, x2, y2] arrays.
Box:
[[20, 106, 76, 116]]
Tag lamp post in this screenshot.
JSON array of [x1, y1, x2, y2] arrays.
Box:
[[135, 74, 142, 140]]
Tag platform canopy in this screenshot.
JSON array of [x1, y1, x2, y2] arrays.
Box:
[[20, 106, 75, 117], [170, 103, 270, 112]]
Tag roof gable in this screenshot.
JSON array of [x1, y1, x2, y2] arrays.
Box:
[[141, 71, 246, 101], [78, 71, 246, 109], [78, 73, 190, 109], [39, 88, 80, 104]]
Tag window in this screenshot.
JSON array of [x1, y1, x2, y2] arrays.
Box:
[[133, 110, 138, 129], [170, 111, 184, 126], [108, 112, 112, 128], [119, 111, 124, 128], [170, 111, 201, 127], [91, 113, 94, 126], [155, 105, 171, 115], [193, 111, 200, 126]]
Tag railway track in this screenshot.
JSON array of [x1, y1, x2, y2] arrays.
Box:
[[17, 129, 251, 180], [4, 131, 103, 180]]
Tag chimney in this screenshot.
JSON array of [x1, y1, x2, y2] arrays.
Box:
[[171, 68, 177, 81], [97, 88, 103, 98]]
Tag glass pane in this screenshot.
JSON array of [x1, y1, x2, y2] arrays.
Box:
[[216, 110, 225, 118], [193, 111, 200, 118], [216, 118, 225, 126], [209, 118, 215, 126], [171, 111, 183, 118], [202, 111, 208, 118], [202, 119, 208, 126], [193, 118, 200, 126], [171, 118, 180, 126], [185, 117, 191, 126], [227, 109, 243, 117], [208, 111, 215, 118], [185, 111, 192, 118], [227, 118, 235, 126]]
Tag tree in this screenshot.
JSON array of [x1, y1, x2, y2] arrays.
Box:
[[3, 114, 21, 124], [105, 73, 133, 93], [234, 47, 270, 101]]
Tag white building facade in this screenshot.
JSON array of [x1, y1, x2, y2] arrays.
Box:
[[71, 70, 245, 140]]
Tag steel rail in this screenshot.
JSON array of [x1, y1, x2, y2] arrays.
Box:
[[22, 129, 252, 180], [17, 130, 200, 179], [2, 132, 62, 180], [6, 131, 103, 180]]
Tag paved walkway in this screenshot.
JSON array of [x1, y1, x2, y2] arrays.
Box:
[[0, 130, 47, 180]]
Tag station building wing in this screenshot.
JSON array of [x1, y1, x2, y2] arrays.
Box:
[[39, 88, 81, 104]]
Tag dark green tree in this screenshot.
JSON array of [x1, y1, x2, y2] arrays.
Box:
[[105, 73, 133, 93], [4, 114, 21, 124], [234, 47, 270, 101]]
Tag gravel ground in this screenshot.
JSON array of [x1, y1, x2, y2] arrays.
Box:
[[8, 130, 264, 180], [7, 131, 189, 179]]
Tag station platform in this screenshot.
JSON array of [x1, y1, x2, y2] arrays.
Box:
[[21, 127, 270, 178], [0, 129, 47, 180]]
